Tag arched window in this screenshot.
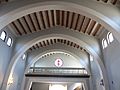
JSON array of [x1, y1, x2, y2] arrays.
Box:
[[22, 53, 26, 60], [107, 32, 114, 44], [90, 55, 94, 62], [7, 37, 12, 46], [0, 31, 6, 41], [102, 38, 108, 49]]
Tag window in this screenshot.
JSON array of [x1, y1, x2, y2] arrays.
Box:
[[90, 55, 94, 62], [0, 31, 6, 41], [22, 54, 26, 60], [107, 32, 114, 44], [102, 38, 108, 49], [7, 37, 12, 46]]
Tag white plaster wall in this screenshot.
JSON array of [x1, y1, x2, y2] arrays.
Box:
[[91, 61, 104, 90], [101, 37, 120, 90], [8, 57, 26, 90], [0, 27, 15, 89], [98, 29, 120, 90]]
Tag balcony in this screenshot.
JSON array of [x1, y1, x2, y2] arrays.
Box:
[[26, 67, 90, 78]]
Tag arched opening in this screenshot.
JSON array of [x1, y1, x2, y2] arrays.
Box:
[[7, 37, 12, 46], [0, 31, 7, 41], [1, 0, 120, 90], [107, 32, 114, 44], [102, 38, 108, 49]]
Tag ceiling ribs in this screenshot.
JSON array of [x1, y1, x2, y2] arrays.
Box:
[[36, 12, 44, 30], [30, 13, 40, 31], [53, 10, 57, 26], [42, 11, 49, 29], [48, 10, 54, 27], [72, 13, 79, 30], [24, 15, 35, 33], [67, 12, 73, 28], [9, 10, 104, 38], [28, 39, 88, 54]]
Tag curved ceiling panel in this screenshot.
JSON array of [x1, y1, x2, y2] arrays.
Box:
[[28, 38, 88, 54], [8, 10, 104, 38]]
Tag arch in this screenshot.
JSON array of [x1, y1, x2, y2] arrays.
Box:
[[25, 76, 88, 90], [0, 0, 118, 89], [1, 27, 109, 90], [25, 43, 90, 73]]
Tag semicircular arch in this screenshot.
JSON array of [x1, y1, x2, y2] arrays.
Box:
[[2, 28, 109, 90]]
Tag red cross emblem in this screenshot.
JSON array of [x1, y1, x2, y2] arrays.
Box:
[[55, 58, 63, 67]]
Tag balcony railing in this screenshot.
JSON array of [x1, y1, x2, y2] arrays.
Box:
[[28, 67, 88, 75]]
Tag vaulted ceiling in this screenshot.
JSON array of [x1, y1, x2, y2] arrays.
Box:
[[8, 10, 104, 37], [28, 38, 88, 53], [7, 10, 105, 53], [1, 0, 117, 53]]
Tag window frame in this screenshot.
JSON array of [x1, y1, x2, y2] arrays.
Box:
[[107, 32, 114, 44], [102, 38, 108, 49], [7, 37, 13, 47], [90, 55, 94, 62], [22, 53, 26, 60], [0, 31, 7, 41]]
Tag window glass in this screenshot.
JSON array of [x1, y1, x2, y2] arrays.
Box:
[[107, 32, 114, 44], [90, 55, 94, 62], [0, 31, 6, 41], [22, 54, 26, 60], [102, 39, 105, 49], [102, 38, 108, 49], [104, 39, 108, 48], [7, 37, 12, 46]]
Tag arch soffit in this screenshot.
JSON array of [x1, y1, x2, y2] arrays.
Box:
[[15, 27, 100, 56]]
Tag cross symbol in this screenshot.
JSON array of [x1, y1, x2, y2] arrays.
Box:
[[55, 58, 63, 67], [57, 60, 60, 66]]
